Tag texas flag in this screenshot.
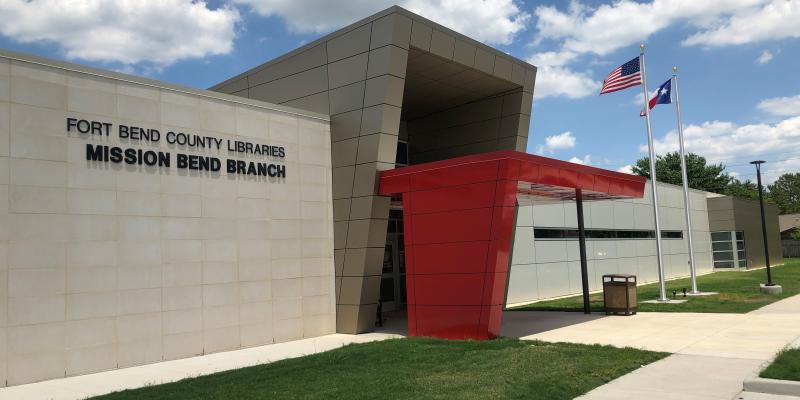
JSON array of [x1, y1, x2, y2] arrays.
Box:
[[640, 79, 672, 117]]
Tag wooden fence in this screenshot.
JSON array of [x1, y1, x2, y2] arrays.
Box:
[[783, 240, 800, 258]]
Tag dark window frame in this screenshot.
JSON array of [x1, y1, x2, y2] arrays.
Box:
[[533, 227, 683, 240]]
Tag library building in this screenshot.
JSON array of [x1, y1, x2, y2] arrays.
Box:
[[0, 6, 781, 386]]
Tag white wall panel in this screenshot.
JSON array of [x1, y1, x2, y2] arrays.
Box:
[[509, 182, 714, 306]]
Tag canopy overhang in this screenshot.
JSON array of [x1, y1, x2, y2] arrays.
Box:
[[378, 150, 646, 339]]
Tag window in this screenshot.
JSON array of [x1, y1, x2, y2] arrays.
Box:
[[711, 230, 746, 268], [533, 228, 682, 240], [711, 231, 731, 242], [395, 140, 409, 167]]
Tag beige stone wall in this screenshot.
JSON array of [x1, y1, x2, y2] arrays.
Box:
[[212, 6, 535, 334], [213, 11, 409, 334], [405, 90, 531, 164], [0, 51, 335, 386]]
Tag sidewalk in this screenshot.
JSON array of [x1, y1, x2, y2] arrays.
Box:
[[503, 295, 800, 400], [0, 332, 401, 400]]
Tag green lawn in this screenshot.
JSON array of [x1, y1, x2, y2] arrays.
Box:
[[512, 258, 800, 313], [761, 348, 800, 381], [92, 338, 666, 400]]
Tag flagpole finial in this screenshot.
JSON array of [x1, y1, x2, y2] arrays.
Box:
[[673, 66, 678, 74], [640, 43, 645, 53]]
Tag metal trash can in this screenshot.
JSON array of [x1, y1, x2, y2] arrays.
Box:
[[602, 274, 637, 315]]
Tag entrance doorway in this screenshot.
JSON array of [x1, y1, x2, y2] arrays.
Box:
[[380, 209, 406, 312]]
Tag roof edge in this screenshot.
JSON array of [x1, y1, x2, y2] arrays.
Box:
[[210, 5, 536, 91], [0, 48, 330, 122]]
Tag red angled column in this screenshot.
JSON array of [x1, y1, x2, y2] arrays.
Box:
[[381, 157, 519, 339]]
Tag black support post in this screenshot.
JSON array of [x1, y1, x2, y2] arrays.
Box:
[[576, 189, 591, 314], [752, 161, 773, 286]]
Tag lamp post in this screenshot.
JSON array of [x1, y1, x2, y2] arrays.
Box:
[[750, 160, 776, 290]]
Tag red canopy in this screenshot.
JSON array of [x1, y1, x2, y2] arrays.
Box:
[[378, 150, 645, 339]]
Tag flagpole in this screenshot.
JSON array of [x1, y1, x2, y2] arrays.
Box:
[[640, 44, 668, 302], [672, 66, 699, 294]]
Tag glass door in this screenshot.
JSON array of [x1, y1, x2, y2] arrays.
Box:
[[380, 211, 406, 312], [711, 231, 747, 269]]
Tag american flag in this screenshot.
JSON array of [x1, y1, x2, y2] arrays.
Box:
[[599, 57, 641, 95]]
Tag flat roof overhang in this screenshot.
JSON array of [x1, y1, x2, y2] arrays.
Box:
[[377, 150, 646, 340], [379, 150, 646, 200]]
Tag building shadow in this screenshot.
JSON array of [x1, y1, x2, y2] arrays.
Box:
[[374, 309, 611, 339], [374, 309, 409, 336], [500, 311, 609, 338]]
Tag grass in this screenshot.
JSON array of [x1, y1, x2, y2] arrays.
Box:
[[511, 258, 800, 313], [92, 338, 666, 400], [761, 348, 800, 381]]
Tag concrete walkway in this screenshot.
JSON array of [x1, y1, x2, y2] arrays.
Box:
[[502, 295, 800, 400], [0, 332, 401, 400]]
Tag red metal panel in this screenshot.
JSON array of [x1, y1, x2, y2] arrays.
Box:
[[486, 238, 511, 274], [478, 305, 504, 339], [490, 206, 516, 241], [410, 160, 499, 191], [377, 174, 410, 196], [412, 241, 489, 274], [404, 244, 418, 287], [518, 162, 540, 183], [578, 171, 594, 189], [538, 164, 560, 186], [559, 169, 578, 188], [493, 180, 519, 207], [411, 207, 493, 244], [498, 158, 521, 180], [481, 272, 509, 306], [406, 304, 418, 336], [415, 305, 483, 339], [413, 274, 485, 305], [408, 181, 497, 215], [593, 174, 611, 194], [623, 179, 646, 198], [608, 179, 624, 197]]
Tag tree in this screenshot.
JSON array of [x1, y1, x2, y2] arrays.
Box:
[[723, 178, 759, 200], [767, 173, 800, 214], [632, 152, 732, 194]]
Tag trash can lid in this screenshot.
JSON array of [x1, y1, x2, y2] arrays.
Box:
[[602, 274, 636, 278]]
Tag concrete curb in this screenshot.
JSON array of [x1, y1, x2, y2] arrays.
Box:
[[744, 377, 800, 396]]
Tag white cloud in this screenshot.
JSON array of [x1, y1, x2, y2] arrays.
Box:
[[683, 0, 800, 47], [0, 0, 240, 68], [526, 50, 599, 99], [760, 157, 800, 184], [757, 94, 800, 117], [527, 0, 768, 100], [568, 154, 592, 165], [644, 115, 800, 183], [617, 165, 634, 174], [234, 0, 529, 45], [531, 65, 600, 99], [533, 0, 765, 57], [756, 50, 774, 64], [527, 50, 577, 67], [545, 131, 577, 150]]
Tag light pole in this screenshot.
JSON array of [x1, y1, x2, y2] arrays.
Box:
[[750, 160, 777, 291]]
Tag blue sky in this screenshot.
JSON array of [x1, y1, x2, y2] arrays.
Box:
[[1, 0, 798, 182]]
